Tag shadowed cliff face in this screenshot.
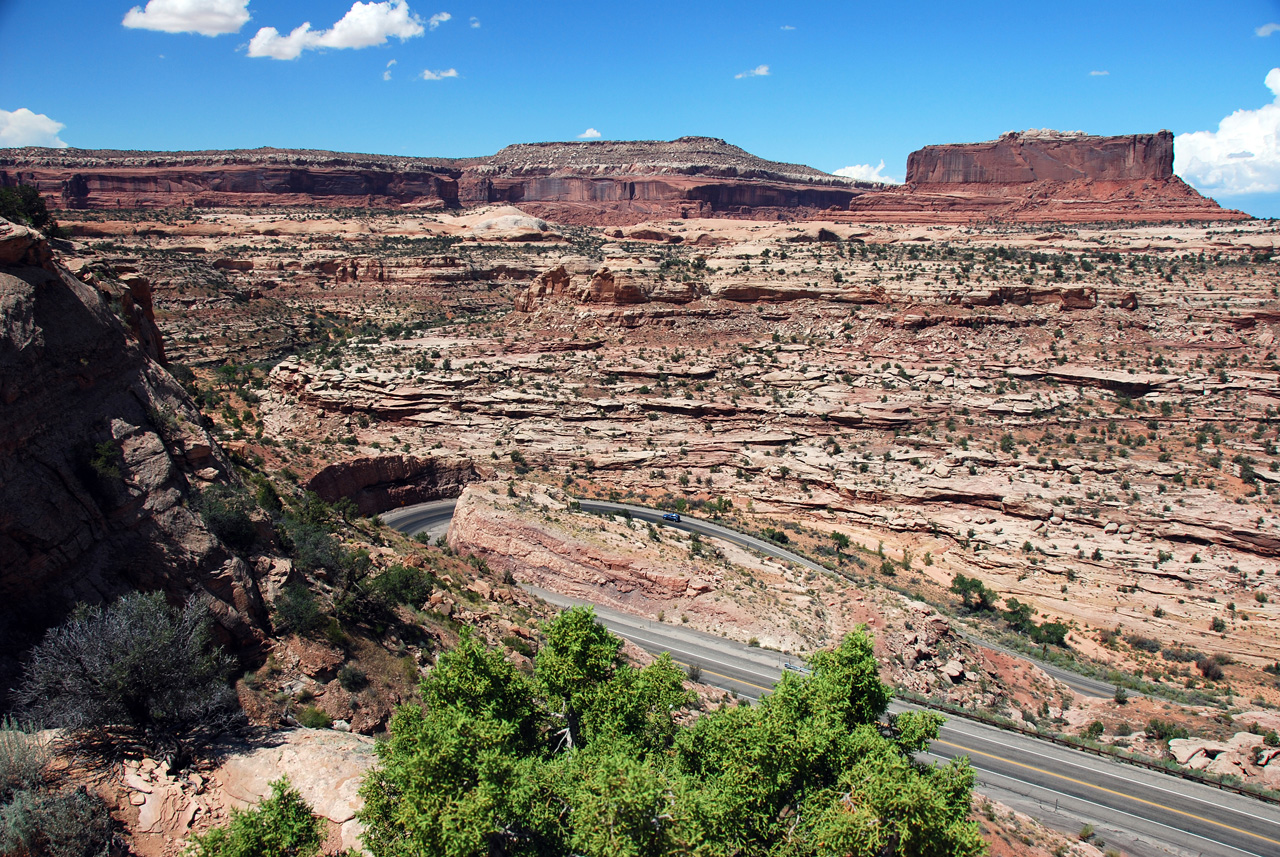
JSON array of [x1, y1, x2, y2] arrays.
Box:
[[305, 454, 478, 516], [0, 220, 267, 670]]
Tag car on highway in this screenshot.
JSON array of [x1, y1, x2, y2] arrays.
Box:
[[662, 512, 681, 521]]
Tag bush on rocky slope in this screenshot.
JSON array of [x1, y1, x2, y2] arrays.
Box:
[[14, 592, 241, 767]]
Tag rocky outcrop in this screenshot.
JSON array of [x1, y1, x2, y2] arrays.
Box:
[[577, 267, 649, 305], [304, 454, 477, 516], [0, 220, 266, 665], [512, 265, 574, 312]]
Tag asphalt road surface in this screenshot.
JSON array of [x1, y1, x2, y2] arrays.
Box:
[[386, 498, 1280, 856]]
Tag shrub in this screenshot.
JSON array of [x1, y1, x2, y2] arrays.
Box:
[[89, 441, 121, 481], [1125, 634, 1161, 653], [281, 519, 342, 573], [1082, 720, 1104, 741], [337, 665, 367, 693], [1161, 646, 1204, 663], [0, 184, 61, 236], [295, 706, 332, 730], [0, 787, 114, 857], [197, 485, 257, 552], [185, 777, 322, 857], [14, 592, 240, 765], [1146, 718, 1189, 742], [1197, 656, 1225, 681], [274, 584, 324, 636], [1210, 617, 1226, 633], [0, 720, 48, 800]]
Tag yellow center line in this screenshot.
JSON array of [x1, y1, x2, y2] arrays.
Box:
[[665, 657, 774, 694], [936, 739, 1280, 847]]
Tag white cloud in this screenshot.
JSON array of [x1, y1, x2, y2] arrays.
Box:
[[833, 160, 901, 185], [421, 67, 458, 80], [383, 58, 397, 80], [780, 25, 795, 30], [428, 11, 450, 30], [1176, 68, 1280, 195], [122, 0, 250, 36], [1089, 70, 1109, 76], [0, 108, 68, 148], [577, 128, 601, 139], [1257, 22, 1280, 37], [248, 0, 424, 60], [735, 64, 769, 79], [469, 16, 480, 27]]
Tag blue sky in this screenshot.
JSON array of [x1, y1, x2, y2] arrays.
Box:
[[2, 0, 1279, 216]]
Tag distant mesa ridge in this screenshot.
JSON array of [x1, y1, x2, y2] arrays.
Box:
[[0, 130, 1245, 224]]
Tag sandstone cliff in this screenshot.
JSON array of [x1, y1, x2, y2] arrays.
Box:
[[1, 138, 868, 225], [906, 130, 1174, 184], [0, 219, 266, 672], [847, 130, 1246, 223], [2, 131, 1247, 226], [305, 454, 477, 516]]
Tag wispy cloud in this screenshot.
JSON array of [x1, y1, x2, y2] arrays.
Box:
[[1257, 22, 1280, 37], [0, 108, 68, 148], [735, 64, 769, 79], [383, 58, 397, 80], [577, 128, 601, 139], [421, 67, 459, 80], [833, 160, 900, 185], [248, 0, 425, 60], [428, 11, 451, 30], [780, 25, 795, 30], [1176, 67, 1280, 195], [123, 0, 250, 36], [469, 16, 480, 27], [1089, 70, 1109, 76]]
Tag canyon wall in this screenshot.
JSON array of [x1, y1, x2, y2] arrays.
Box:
[[305, 454, 478, 516], [0, 132, 1247, 223], [0, 219, 267, 666]]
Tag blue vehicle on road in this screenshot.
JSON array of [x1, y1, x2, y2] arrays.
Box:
[[662, 513, 681, 521]]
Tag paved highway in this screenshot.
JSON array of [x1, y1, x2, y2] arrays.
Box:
[[386, 499, 1280, 856]]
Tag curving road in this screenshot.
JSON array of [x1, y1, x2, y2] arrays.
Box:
[[386, 498, 1280, 857]]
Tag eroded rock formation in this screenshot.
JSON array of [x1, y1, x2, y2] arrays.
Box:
[[305, 454, 477, 516]]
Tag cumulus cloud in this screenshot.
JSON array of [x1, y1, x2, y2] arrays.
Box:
[[470, 16, 480, 27], [428, 11, 450, 30], [248, 0, 424, 60], [833, 160, 900, 185], [735, 64, 769, 79], [1257, 23, 1280, 37], [122, 0, 250, 36], [1176, 68, 1280, 195], [0, 108, 68, 148], [577, 128, 601, 139], [421, 68, 458, 80], [1089, 70, 1109, 76]]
